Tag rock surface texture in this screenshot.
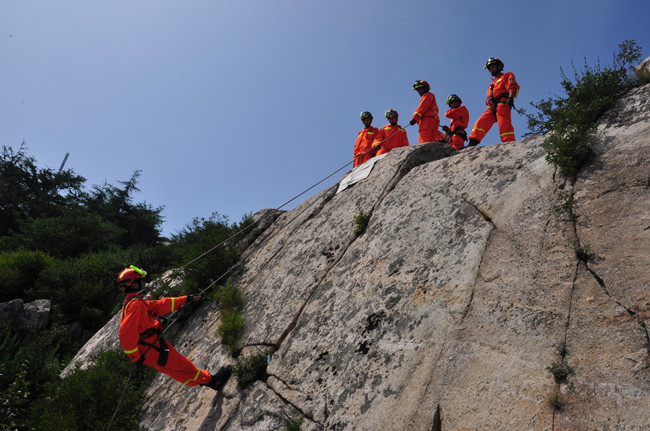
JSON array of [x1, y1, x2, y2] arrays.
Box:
[[66, 84, 650, 430]]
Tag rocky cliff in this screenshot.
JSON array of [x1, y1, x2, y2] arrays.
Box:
[[65, 83, 650, 430]]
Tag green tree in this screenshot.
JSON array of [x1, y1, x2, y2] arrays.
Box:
[[0, 143, 85, 238]]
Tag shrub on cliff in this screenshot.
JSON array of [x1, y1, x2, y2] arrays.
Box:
[[524, 39, 643, 179]]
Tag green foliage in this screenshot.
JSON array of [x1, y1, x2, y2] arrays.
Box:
[[217, 278, 245, 311], [215, 280, 246, 355], [217, 309, 245, 356], [0, 144, 254, 428], [0, 365, 31, 431], [353, 208, 371, 237], [0, 143, 86, 238], [0, 249, 56, 302], [29, 349, 152, 431], [523, 40, 643, 179], [0, 145, 163, 253], [546, 390, 567, 410], [170, 213, 250, 293], [546, 361, 572, 381], [83, 170, 164, 248], [284, 415, 304, 431], [35, 245, 171, 330], [5, 208, 126, 258], [635, 68, 650, 85], [231, 352, 268, 389], [0, 323, 76, 430], [555, 190, 577, 222]]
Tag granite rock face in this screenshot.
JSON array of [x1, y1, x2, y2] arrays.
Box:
[[65, 84, 650, 430]]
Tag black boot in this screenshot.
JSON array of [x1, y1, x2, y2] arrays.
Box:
[[467, 138, 479, 147], [203, 366, 232, 391]]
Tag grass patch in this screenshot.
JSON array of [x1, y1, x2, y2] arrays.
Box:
[[231, 352, 268, 389], [353, 208, 371, 237]]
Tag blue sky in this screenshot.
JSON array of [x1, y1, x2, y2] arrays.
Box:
[[2, 0, 649, 237]]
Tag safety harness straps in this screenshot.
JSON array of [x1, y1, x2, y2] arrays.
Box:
[[138, 327, 169, 367]]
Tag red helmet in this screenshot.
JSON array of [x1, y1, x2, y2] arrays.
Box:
[[117, 265, 147, 291]]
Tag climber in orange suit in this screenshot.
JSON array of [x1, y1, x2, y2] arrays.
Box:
[[353, 111, 380, 167], [117, 266, 231, 390], [372, 109, 409, 156], [468, 57, 520, 146], [409, 80, 446, 143], [443, 94, 470, 151]]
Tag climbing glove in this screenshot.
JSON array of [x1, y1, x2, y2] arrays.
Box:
[[506, 97, 515, 107], [409, 119, 417, 126], [186, 294, 202, 304]]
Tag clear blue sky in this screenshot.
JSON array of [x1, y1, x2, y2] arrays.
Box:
[[2, 0, 649, 237]]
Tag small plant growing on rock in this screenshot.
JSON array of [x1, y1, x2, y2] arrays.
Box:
[[353, 208, 371, 237], [555, 190, 577, 221], [217, 309, 244, 355], [546, 361, 572, 381], [284, 415, 303, 431], [547, 390, 567, 410], [231, 352, 268, 389], [217, 278, 245, 310], [574, 240, 594, 262], [216, 279, 245, 356]]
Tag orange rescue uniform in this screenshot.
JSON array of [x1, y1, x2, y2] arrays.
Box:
[[444, 106, 470, 151], [468, 71, 520, 143], [372, 124, 409, 156], [119, 293, 211, 387], [411, 92, 446, 143], [353, 126, 380, 167]]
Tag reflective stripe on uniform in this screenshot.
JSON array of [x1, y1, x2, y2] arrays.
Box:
[[183, 370, 201, 385], [171, 298, 176, 312], [124, 347, 139, 354]]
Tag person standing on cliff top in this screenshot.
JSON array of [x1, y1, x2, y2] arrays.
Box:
[[467, 57, 520, 146], [442, 94, 469, 151], [353, 111, 380, 167], [409, 80, 447, 143], [372, 109, 409, 156], [117, 265, 231, 390]]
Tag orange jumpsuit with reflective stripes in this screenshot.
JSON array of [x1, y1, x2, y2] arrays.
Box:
[[372, 124, 409, 156], [468, 71, 520, 143], [411, 92, 446, 143], [444, 106, 470, 151], [353, 126, 380, 167], [119, 293, 211, 387]]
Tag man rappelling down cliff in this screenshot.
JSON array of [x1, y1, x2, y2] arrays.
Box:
[[117, 265, 231, 390]]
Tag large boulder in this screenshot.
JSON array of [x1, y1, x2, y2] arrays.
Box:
[[14, 299, 51, 331], [0, 299, 24, 324]]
